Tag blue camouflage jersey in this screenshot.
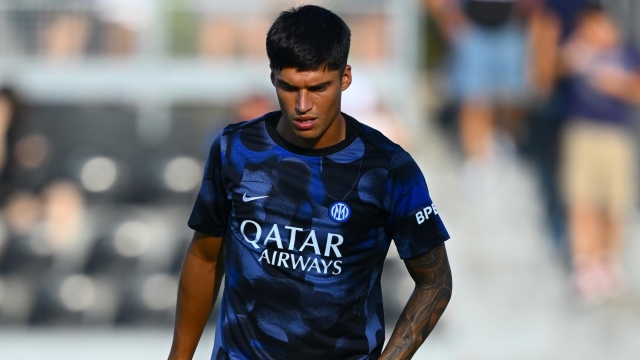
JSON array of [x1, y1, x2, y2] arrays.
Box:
[[188, 111, 449, 360]]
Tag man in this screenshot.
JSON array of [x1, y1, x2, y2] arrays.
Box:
[[169, 5, 452, 360], [426, 0, 528, 188], [559, 4, 640, 302]]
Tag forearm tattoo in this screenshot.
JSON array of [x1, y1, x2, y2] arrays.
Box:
[[379, 244, 452, 360]]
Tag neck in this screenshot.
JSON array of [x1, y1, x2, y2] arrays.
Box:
[[276, 112, 346, 149]]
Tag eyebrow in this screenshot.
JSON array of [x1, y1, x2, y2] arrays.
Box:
[[276, 79, 333, 90]]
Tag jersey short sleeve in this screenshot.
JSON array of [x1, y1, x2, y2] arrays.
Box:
[[385, 151, 449, 259], [188, 132, 229, 236]]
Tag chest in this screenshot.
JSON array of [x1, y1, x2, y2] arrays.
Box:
[[222, 153, 390, 264]]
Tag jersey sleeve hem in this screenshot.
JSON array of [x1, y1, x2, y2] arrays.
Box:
[[397, 231, 451, 260], [188, 222, 226, 237]]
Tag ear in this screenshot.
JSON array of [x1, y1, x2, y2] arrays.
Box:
[[340, 65, 352, 91], [270, 70, 276, 86]]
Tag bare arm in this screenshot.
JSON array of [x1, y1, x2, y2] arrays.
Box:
[[528, 8, 561, 97], [379, 243, 452, 360], [560, 35, 640, 104], [424, 0, 467, 40], [591, 70, 640, 104], [168, 231, 225, 360]]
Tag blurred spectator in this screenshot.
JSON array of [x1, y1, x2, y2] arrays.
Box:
[[233, 94, 276, 123], [1, 180, 86, 274], [0, 88, 15, 175], [194, 0, 271, 59], [559, 5, 640, 303], [94, 0, 155, 57], [524, 0, 592, 257], [426, 0, 532, 187], [41, 180, 85, 258], [0, 87, 21, 203], [39, 5, 90, 60], [194, 0, 378, 60], [2, 191, 42, 238], [2, 131, 53, 199]]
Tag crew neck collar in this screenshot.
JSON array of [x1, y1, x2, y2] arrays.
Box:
[[264, 111, 357, 156]]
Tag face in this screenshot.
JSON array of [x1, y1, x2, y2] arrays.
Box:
[[581, 13, 620, 49], [271, 65, 352, 149]]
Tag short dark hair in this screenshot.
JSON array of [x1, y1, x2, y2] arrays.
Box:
[[578, 0, 604, 16], [266, 5, 350, 72], [577, 2, 608, 24]]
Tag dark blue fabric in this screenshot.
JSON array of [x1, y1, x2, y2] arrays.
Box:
[[565, 46, 640, 125], [188, 111, 449, 360], [545, 0, 591, 41]]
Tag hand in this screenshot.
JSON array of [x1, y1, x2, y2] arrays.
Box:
[[590, 64, 631, 97], [562, 41, 597, 74]]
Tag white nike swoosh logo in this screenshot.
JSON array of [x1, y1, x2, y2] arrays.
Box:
[[242, 193, 269, 202]]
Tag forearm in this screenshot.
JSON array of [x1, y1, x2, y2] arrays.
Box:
[[528, 10, 560, 96], [169, 243, 224, 360], [595, 77, 640, 104], [614, 76, 640, 104], [379, 244, 452, 360]]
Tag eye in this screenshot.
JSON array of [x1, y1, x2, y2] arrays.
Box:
[[310, 85, 328, 93], [277, 82, 297, 92]]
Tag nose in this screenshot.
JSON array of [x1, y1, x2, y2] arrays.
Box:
[[295, 90, 312, 114]]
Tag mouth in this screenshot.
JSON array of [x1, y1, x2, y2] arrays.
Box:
[[292, 116, 318, 130], [293, 116, 317, 123]]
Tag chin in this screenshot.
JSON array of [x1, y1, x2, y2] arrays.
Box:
[[294, 129, 319, 139]]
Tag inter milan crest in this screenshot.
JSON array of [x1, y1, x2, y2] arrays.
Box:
[[329, 201, 351, 223]]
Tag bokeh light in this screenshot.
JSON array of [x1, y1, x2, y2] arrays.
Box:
[[113, 221, 150, 258], [141, 274, 178, 311], [59, 275, 95, 312], [80, 157, 117, 193], [163, 157, 202, 193]]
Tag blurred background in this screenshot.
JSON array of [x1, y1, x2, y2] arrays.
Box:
[[0, 0, 639, 359]]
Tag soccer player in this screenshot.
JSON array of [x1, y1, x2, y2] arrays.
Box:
[[169, 5, 452, 360]]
